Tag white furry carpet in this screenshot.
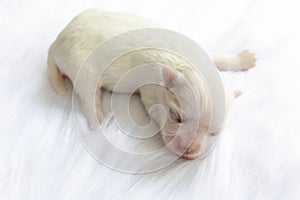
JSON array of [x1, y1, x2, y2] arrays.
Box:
[[1, 0, 300, 199]]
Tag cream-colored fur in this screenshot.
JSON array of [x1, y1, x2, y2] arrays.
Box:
[[48, 9, 256, 159]]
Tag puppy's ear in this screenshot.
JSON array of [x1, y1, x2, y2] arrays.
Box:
[[161, 66, 181, 88]]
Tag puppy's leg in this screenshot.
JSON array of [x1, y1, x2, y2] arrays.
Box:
[[94, 88, 104, 123], [213, 50, 256, 71], [79, 87, 104, 130]]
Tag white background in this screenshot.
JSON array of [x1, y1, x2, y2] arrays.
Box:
[[1, 0, 300, 199]]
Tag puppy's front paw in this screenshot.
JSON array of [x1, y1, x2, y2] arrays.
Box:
[[237, 50, 257, 70], [89, 113, 103, 131]]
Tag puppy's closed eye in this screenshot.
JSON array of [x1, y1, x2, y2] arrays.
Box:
[[169, 108, 182, 123]]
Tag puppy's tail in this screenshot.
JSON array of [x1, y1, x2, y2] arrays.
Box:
[[47, 52, 68, 95]]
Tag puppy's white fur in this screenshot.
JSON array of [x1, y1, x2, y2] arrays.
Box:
[[48, 9, 256, 159]]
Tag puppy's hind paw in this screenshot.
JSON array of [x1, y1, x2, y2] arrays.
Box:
[[233, 90, 242, 98], [237, 50, 257, 70]]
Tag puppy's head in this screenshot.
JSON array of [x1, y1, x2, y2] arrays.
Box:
[[159, 66, 212, 159]]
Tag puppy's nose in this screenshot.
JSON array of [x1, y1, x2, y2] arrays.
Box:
[[169, 135, 200, 154], [170, 136, 189, 153], [178, 144, 190, 153], [176, 140, 199, 154], [178, 144, 201, 154]]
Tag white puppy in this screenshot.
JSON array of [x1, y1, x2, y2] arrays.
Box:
[[48, 9, 256, 159]]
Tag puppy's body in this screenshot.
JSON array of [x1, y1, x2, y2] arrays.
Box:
[[48, 9, 256, 159]]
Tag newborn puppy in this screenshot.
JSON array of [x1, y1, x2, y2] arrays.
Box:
[[48, 9, 256, 159]]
